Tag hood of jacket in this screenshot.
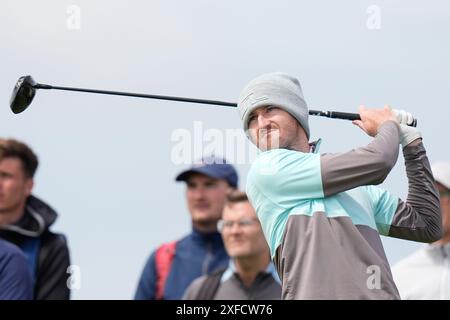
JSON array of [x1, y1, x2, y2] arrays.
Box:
[[0, 195, 58, 238]]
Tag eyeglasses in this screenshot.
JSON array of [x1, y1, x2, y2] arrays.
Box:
[[217, 218, 259, 232]]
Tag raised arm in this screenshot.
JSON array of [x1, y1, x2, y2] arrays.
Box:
[[387, 139, 442, 242], [320, 106, 402, 196], [321, 120, 400, 196]]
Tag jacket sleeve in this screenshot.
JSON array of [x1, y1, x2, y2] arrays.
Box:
[[134, 252, 157, 300], [35, 233, 71, 300], [320, 121, 400, 197], [0, 246, 33, 300], [388, 140, 441, 242], [368, 140, 442, 242]]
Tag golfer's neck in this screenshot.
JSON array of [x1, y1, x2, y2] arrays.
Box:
[[288, 139, 310, 153]]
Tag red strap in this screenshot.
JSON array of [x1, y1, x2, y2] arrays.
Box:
[[155, 241, 177, 300]]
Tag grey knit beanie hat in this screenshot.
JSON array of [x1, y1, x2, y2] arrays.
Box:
[[237, 72, 310, 139]]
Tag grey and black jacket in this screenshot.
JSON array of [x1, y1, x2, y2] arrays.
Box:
[[246, 121, 442, 299]]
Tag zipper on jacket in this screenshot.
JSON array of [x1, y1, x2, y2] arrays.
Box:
[[202, 242, 213, 274]]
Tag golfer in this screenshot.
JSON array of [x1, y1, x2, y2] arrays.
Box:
[[237, 72, 442, 299]]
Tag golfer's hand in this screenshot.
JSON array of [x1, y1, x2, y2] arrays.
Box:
[[353, 105, 398, 137], [392, 109, 415, 126], [390, 108, 422, 147]]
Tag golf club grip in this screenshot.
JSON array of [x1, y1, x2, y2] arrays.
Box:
[[331, 111, 417, 127], [329, 111, 360, 121]]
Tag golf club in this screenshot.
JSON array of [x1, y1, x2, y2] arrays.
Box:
[[9, 75, 418, 127]]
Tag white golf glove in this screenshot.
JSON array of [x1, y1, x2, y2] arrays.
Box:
[[398, 124, 422, 148], [389, 108, 421, 147], [392, 109, 415, 126]]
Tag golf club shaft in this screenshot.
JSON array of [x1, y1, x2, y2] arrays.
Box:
[[35, 84, 237, 108], [34, 83, 408, 124]]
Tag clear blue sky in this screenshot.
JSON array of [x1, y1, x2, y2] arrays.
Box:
[[1, 0, 449, 299]]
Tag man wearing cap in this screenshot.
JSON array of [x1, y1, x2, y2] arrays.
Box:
[[135, 157, 238, 300], [237, 72, 442, 299], [392, 162, 450, 299]]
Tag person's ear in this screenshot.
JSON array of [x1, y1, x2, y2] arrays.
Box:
[[226, 186, 236, 196], [24, 178, 34, 197]]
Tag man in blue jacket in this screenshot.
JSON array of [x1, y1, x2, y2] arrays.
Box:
[[0, 238, 33, 300], [135, 157, 238, 300]]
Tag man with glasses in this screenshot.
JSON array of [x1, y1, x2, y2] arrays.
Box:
[[392, 161, 450, 299], [183, 190, 281, 300]]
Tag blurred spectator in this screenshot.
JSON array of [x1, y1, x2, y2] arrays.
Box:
[[183, 190, 281, 300], [393, 161, 450, 299], [135, 157, 237, 299], [0, 138, 71, 300]]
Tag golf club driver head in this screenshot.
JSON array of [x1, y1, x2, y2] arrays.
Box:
[[10, 75, 37, 114]]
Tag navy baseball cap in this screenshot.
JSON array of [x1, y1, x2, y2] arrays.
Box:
[[175, 156, 238, 188]]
